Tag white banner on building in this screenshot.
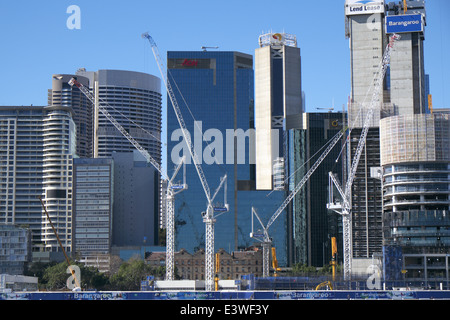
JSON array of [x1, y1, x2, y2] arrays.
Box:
[[345, 0, 385, 16]]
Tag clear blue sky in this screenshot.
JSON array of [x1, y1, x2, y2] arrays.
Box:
[[0, 0, 448, 111]]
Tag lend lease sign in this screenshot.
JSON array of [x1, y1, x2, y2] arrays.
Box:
[[386, 14, 423, 34], [345, 0, 385, 15]]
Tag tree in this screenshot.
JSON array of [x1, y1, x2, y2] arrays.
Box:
[[109, 257, 153, 291], [41, 262, 70, 290]]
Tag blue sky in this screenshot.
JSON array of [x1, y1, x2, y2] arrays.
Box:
[[0, 0, 448, 112]]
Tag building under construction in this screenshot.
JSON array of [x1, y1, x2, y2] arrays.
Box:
[[344, 0, 429, 265]]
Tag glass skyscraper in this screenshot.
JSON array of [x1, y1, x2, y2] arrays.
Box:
[[166, 51, 287, 266]]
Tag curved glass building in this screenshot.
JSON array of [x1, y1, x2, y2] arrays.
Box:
[[380, 113, 450, 282], [41, 106, 76, 252], [76, 69, 162, 163]]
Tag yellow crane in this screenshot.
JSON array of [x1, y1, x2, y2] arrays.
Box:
[[331, 236, 337, 281], [316, 237, 338, 291], [271, 247, 281, 276], [215, 252, 220, 291]]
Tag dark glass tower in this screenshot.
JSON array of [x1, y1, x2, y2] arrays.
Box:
[[166, 51, 287, 267]]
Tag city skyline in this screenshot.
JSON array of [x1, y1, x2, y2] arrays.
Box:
[[0, 1, 449, 296], [0, 0, 448, 112]]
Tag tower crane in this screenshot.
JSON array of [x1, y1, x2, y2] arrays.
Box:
[[251, 33, 400, 279], [68, 77, 187, 281], [251, 125, 348, 277], [142, 32, 228, 291], [327, 33, 400, 281]]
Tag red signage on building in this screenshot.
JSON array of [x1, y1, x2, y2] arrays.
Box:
[[181, 59, 198, 67]]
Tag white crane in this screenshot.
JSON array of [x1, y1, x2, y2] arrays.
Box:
[[142, 32, 228, 291], [250, 126, 347, 277], [68, 77, 187, 281], [327, 33, 400, 280], [250, 33, 400, 279]]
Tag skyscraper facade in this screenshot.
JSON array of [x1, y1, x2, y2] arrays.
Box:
[[166, 51, 288, 266], [75, 69, 162, 164], [254, 33, 303, 191], [111, 151, 160, 247], [0, 105, 76, 254], [75, 69, 163, 249], [73, 157, 114, 272], [48, 74, 93, 158], [345, 0, 391, 260], [380, 113, 450, 281], [387, 0, 427, 115], [253, 33, 304, 266], [301, 112, 347, 267]]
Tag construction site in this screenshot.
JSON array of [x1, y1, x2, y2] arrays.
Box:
[[1, 1, 449, 302]]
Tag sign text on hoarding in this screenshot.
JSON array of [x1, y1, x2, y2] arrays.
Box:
[[385, 14, 423, 34]]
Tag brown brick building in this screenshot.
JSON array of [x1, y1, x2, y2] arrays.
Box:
[[146, 247, 264, 280]]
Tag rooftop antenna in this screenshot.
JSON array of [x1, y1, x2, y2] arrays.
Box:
[[201, 46, 219, 51]]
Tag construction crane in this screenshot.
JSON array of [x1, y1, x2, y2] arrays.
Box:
[[331, 236, 337, 281], [67, 77, 187, 281], [142, 32, 229, 291], [271, 247, 281, 276], [215, 252, 220, 291], [250, 33, 400, 279], [327, 33, 400, 281], [250, 123, 347, 277]]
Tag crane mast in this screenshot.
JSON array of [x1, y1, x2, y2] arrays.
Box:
[[68, 77, 187, 281], [251, 126, 347, 276], [328, 33, 400, 281], [142, 33, 228, 291], [251, 33, 399, 280]]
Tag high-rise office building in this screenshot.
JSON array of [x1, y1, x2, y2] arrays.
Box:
[[0, 106, 44, 240], [75, 69, 162, 163], [73, 157, 114, 272], [300, 112, 347, 267], [386, 0, 427, 115], [111, 151, 160, 247], [345, 0, 390, 126], [48, 74, 94, 158], [0, 105, 76, 255], [254, 33, 303, 191], [345, 0, 391, 260], [75, 69, 163, 249], [166, 51, 288, 266], [345, 0, 445, 279], [380, 113, 450, 281], [254, 33, 304, 266]]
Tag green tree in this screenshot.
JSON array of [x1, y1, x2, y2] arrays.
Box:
[[41, 262, 72, 290], [109, 258, 152, 291], [38, 261, 110, 291], [291, 263, 317, 275]]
